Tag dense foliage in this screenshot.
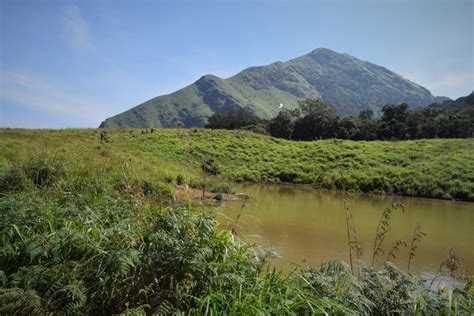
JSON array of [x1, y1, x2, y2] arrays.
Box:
[[1, 151, 472, 314], [205, 105, 265, 132], [207, 96, 474, 141]]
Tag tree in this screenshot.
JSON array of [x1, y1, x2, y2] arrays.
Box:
[[358, 109, 374, 121], [437, 114, 473, 138], [206, 106, 261, 130], [268, 109, 299, 139], [377, 103, 409, 140], [292, 99, 339, 140], [337, 117, 360, 140], [413, 108, 442, 139], [355, 109, 379, 140]]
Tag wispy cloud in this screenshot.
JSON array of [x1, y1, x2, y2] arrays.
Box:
[[0, 71, 112, 126], [62, 4, 91, 49]]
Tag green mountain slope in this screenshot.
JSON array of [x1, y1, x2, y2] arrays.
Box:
[[100, 48, 446, 128]]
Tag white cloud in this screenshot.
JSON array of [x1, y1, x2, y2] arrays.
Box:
[[0, 71, 113, 126], [62, 4, 91, 48]]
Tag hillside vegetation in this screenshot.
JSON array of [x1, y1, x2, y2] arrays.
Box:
[[100, 48, 444, 128], [208, 95, 474, 140], [0, 129, 472, 201], [1, 129, 472, 314]]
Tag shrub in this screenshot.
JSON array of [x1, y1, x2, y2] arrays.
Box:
[[22, 157, 64, 188], [137, 179, 174, 199], [176, 174, 185, 185], [208, 182, 232, 194], [0, 167, 27, 192], [276, 170, 300, 183]]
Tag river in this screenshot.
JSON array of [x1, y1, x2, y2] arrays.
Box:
[[216, 184, 473, 277]]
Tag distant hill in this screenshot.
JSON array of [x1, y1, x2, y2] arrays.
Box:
[[428, 92, 474, 116], [100, 48, 447, 128]]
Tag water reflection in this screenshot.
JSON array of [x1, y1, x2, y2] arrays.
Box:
[[216, 184, 474, 275]]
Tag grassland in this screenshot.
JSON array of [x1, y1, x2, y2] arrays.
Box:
[[1, 128, 471, 201], [0, 128, 473, 314]]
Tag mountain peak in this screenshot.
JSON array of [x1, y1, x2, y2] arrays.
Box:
[[100, 49, 442, 128], [309, 47, 338, 55], [306, 47, 351, 63]]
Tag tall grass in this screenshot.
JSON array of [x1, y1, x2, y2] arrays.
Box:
[[1, 128, 473, 201], [407, 223, 426, 275], [343, 199, 362, 275], [342, 201, 473, 314], [371, 203, 404, 267]]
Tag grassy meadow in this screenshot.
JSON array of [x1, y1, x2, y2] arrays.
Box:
[[1, 128, 471, 201], [0, 128, 473, 314]]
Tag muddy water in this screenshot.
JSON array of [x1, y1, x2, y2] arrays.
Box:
[[216, 184, 474, 275]]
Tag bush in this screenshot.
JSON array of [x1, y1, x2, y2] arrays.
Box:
[[205, 106, 263, 130], [22, 157, 64, 188], [0, 157, 64, 192], [176, 174, 185, 185], [0, 183, 261, 314], [137, 179, 174, 199], [276, 170, 300, 183], [208, 182, 233, 194], [0, 167, 27, 192]]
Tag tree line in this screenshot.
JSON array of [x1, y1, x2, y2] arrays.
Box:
[[205, 98, 474, 140]]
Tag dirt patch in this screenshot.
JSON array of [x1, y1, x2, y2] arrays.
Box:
[[176, 185, 215, 201], [175, 185, 248, 202]]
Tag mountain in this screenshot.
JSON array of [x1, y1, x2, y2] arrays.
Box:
[[428, 92, 474, 116], [100, 48, 446, 128]]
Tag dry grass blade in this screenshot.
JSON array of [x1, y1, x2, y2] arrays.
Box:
[[407, 223, 426, 275], [371, 202, 404, 268], [343, 199, 363, 276]]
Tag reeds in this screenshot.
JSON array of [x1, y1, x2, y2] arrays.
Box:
[[343, 199, 363, 276], [342, 200, 432, 280], [386, 239, 407, 262], [371, 202, 404, 267], [230, 201, 246, 236], [407, 223, 426, 275]]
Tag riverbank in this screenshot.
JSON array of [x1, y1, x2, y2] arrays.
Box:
[[1, 128, 472, 201], [1, 128, 472, 314]]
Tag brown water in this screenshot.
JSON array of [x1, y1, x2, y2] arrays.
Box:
[[216, 184, 474, 275]]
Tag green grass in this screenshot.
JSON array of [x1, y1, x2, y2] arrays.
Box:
[[2, 128, 472, 201], [0, 128, 473, 314]]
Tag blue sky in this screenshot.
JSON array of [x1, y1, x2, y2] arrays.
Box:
[[1, 0, 472, 128]]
